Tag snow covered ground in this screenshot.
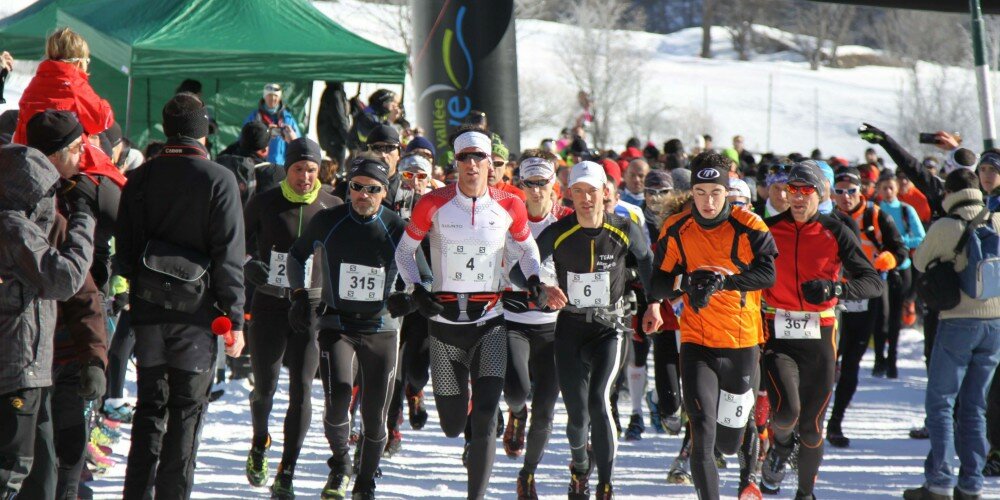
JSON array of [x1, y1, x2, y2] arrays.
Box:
[[85, 328, 1000, 499]]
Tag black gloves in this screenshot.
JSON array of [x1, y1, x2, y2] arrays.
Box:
[[412, 284, 444, 318], [244, 260, 270, 288], [110, 292, 129, 315], [684, 270, 726, 312], [387, 291, 418, 318], [58, 176, 96, 218], [858, 123, 886, 144], [801, 280, 844, 305], [78, 362, 106, 401], [525, 275, 548, 309], [288, 289, 319, 333]]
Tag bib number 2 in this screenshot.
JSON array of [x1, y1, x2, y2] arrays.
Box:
[[268, 252, 312, 288]]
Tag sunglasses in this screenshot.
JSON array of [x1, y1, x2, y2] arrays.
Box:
[[833, 187, 859, 196], [731, 200, 747, 207], [493, 161, 507, 168], [369, 144, 399, 154], [785, 184, 817, 196], [644, 188, 672, 196], [349, 181, 384, 194], [401, 171, 429, 181], [456, 151, 488, 163], [522, 179, 551, 189]]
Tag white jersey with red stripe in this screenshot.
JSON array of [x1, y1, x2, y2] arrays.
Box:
[[395, 184, 542, 324], [503, 203, 574, 325]]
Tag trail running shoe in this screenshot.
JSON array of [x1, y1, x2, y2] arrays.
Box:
[[983, 449, 1000, 476], [568, 447, 595, 499], [246, 435, 271, 487], [382, 429, 402, 458], [320, 472, 350, 500], [503, 408, 527, 458], [352, 480, 376, 500], [624, 413, 644, 441], [516, 470, 537, 500], [595, 481, 614, 500], [646, 391, 664, 433], [666, 457, 692, 485], [270, 465, 294, 499]]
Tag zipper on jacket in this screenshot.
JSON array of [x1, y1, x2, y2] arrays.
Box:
[[795, 222, 803, 310], [471, 197, 477, 227], [590, 239, 596, 272], [298, 206, 304, 237]]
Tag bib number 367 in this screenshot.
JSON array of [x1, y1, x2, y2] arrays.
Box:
[[717, 388, 754, 429]]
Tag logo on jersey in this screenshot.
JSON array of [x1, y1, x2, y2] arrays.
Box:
[[695, 168, 721, 181]]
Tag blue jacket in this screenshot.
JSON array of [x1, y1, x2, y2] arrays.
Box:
[[244, 105, 300, 166], [879, 199, 925, 270]]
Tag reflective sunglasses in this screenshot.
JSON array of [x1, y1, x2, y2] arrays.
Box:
[[349, 181, 384, 194], [369, 143, 399, 154], [522, 179, 551, 189], [401, 171, 429, 181], [785, 184, 817, 196], [730, 200, 747, 207], [456, 151, 489, 163], [493, 160, 507, 168], [833, 187, 859, 196]]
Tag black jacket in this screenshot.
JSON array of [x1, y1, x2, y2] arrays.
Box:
[[115, 138, 247, 330], [879, 133, 947, 220]]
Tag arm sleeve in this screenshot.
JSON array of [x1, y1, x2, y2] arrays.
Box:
[[63, 273, 109, 367], [627, 219, 654, 292], [504, 198, 542, 280], [3, 212, 95, 301], [650, 231, 684, 301], [832, 220, 884, 300], [208, 175, 246, 330], [396, 196, 437, 287], [878, 209, 910, 264], [880, 133, 945, 213], [74, 84, 115, 135], [509, 224, 556, 289], [903, 205, 926, 249], [724, 227, 778, 292]]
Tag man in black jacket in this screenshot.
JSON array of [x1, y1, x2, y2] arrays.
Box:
[[115, 92, 246, 500]]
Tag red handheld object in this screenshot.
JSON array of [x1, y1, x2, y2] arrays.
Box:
[[211, 316, 235, 347]]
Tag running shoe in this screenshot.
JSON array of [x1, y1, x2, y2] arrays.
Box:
[[909, 425, 930, 439], [983, 449, 1000, 476], [568, 447, 595, 499], [902, 300, 917, 327], [902, 485, 952, 500], [761, 444, 790, 493], [383, 429, 402, 458], [352, 480, 376, 500], [739, 481, 763, 500], [516, 470, 537, 500], [662, 410, 683, 436], [270, 465, 294, 499], [872, 357, 887, 378], [666, 457, 692, 485], [320, 472, 350, 500], [246, 435, 271, 487], [503, 408, 528, 458], [406, 385, 429, 430], [826, 427, 850, 448], [954, 486, 983, 500], [496, 409, 505, 438], [715, 449, 728, 469], [101, 401, 134, 424], [595, 481, 614, 500], [794, 490, 817, 500], [645, 391, 664, 433], [624, 413, 644, 441], [86, 442, 115, 473]]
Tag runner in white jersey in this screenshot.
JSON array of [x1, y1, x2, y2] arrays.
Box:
[[498, 150, 574, 499], [392, 127, 555, 500]]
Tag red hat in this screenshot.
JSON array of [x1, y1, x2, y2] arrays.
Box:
[[601, 158, 622, 186], [620, 146, 642, 161], [859, 163, 879, 183], [830, 156, 849, 168]]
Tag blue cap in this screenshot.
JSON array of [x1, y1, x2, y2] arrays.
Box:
[[405, 136, 436, 160]]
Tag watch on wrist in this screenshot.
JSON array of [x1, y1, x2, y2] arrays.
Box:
[[833, 283, 844, 297]]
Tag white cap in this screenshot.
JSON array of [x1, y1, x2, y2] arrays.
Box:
[[400, 154, 433, 177], [263, 83, 282, 98], [453, 131, 491, 155], [569, 161, 607, 190], [519, 157, 555, 180], [728, 178, 751, 200]]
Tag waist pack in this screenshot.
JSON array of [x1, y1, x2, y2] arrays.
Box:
[[133, 240, 211, 313]]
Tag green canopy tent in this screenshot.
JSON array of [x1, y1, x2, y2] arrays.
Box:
[[0, 0, 407, 152]]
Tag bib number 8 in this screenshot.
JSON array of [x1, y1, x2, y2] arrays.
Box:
[[717, 388, 753, 429]]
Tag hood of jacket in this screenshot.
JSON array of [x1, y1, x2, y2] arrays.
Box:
[[943, 188, 985, 221], [0, 144, 61, 213]]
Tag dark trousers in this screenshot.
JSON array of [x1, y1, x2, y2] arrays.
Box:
[[0, 387, 54, 499], [831, 299, 881, 425], [123, 323, 216, 500], [505, 321, 559, 473], [874, 268, 911, 370], [106, 311, 136, 400], [49, 363, 87, 500], [387, 312, 431, 434]]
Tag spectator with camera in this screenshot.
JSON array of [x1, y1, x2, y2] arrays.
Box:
[[245, 83, 300, 166]]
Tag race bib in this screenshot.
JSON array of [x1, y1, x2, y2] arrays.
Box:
[[717, 388, 754, 429], [567, 271, 611, 308], [774, 309, 821, 340], [267, 252, 312, 288], [444, 243, 495, 287], [841, 299, 868, 313], [338, 263, 386, 301]]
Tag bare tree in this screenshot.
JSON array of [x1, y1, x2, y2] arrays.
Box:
[[623, 82, 672, 143], [519, 78, 574, 135], [721, 0, 771, 61], [872, 9, 970, 69], [896, 64, 980, 153], [788, 2, 857, 70], [701, 0, 717, 58], [559, 0, 645, 149]]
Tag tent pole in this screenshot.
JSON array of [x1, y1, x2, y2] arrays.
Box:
[[971, 0, 997, 150], [125, 75, 134, 137]]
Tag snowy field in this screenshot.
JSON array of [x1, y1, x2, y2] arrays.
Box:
[[86, 328, 1000, 499]]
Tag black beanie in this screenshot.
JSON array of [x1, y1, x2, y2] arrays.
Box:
[[689, 151, 729, 188], [239, 121, 270, 153], [347, 156, 390, 186], [834, 166, 862, 186], [366, 124, 400, 146], [664, 138, 685, 155], [284, 137, 322, 168], [26, 110, 84, 156], [162, 93, 210, 139], [104, 122, 123, 147]]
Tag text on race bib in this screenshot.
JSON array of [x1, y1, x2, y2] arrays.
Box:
[[268, 252, 312, 288], [567, 271, 611, 308], [338, 263, 386, 301], [841, 299, 868, 313], [717, 388, 754, 429], [775, 309, 821, 340], [444, 243, 495, 286]]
